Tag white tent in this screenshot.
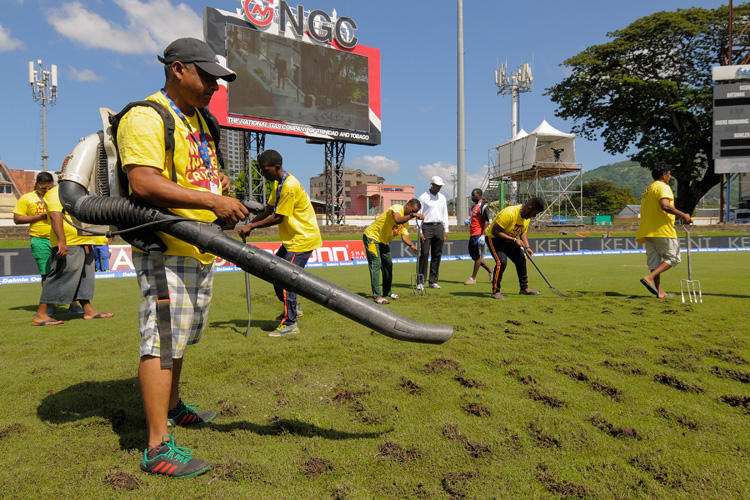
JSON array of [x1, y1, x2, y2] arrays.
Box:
[[492, 120, 576, 179]]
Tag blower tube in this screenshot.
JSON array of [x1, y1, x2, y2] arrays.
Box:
[[58, 181, 453, 344]]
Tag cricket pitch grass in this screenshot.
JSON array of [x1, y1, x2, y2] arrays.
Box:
[[1, 251, 749, 499]]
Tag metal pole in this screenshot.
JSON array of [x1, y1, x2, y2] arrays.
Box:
[[41, 99, 48, 171], [29, 60, 57, 172], [509, 84, 519, 204], [456, 0, 467, 225]]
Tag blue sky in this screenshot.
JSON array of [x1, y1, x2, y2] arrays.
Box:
[[0, 0, 727, 198]]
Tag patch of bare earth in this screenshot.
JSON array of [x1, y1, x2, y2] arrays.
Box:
[[103, 471, 141, 491], [528, 422, 560, 447], [629, 453, 687, 488], [454, 375, 485, 389], [710, 366, 750, 383], [332, 387, 368, 403], [721, 395, 750, 414], [217, 399, 241, 416], [590, 415, 640, 440], [536, 463, 590, 498], [378, 441, 420, 462], [655, 407, 700, 430], [441, 423, 493, 459], [654, 373, 703, 393], [301, 457, 333, 479], [706, 349, 748, 365], [0, 423, 22, 441], [207, 460, 254, 482], [461, 401, 491, 417], [441, 471, 473, 498], [399, 377, 423, 395], [528, 387, 566, 408], [425, 358, 460, 373], [557, 365, 622, 400]]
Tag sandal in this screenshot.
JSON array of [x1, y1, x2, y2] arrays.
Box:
[[374, 297, 390, 304], [389, 294, 400, 300]]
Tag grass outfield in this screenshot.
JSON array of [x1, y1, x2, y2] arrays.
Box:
[[1, 252, 749, 498]]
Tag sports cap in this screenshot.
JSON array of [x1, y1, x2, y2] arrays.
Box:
[[430, 176, 445, 186], [159, 38, 236, 82]]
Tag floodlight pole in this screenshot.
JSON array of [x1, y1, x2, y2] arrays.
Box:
[[495, 60, 532, 204], [456, 0, 467, 225], [29, 60, 58, 172]]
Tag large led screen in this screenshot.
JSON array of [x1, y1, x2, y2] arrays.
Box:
[[227, 23, 369, 132], [204, 7, 381, 146]]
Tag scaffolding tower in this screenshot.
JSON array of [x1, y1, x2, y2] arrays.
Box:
[[484, 120, 583, 223]]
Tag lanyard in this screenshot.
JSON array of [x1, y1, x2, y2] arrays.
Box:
[[273, 172, 289, 214], [36, 190, 47, 210], [160, 90, 214, 177]]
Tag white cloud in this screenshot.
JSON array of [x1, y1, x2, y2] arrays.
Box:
[[416, 161, 490, 199], [0, 24, 24, 52], [351, 155, 400, 175], [46, 0, 202, 54], [68, 66, 103, 82]]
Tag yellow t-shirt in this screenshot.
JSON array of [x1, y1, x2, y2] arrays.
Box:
[[117, 92, 223, 264], [636, 180, 676, 242], [94, 235, 109, 246], [13, 191, 51, 239], [485, 204, 529, 238], [268, 174, 322, 253], [44, 186, 98, 247], [364, 205, 407, 244]]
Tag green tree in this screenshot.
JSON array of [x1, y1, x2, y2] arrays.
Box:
[[571, 179, 637, 216], [231, 160, 272, 204], [546, 5, 740, 215], [233, 170, 248, 201]]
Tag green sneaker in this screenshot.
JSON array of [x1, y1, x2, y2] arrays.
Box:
[[167, 399, 216, 427], [140, 434, 211, 478], [269, 323, 299, 337]]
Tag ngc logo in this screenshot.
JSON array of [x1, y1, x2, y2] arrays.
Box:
[[242, 0, 358, 49], [243, 0, 274, 27]]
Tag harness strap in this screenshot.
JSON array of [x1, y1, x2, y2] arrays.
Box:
[[150, 249, 172, 370]]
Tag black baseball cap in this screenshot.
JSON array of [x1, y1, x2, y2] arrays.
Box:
[[159, 38, 236, 82]]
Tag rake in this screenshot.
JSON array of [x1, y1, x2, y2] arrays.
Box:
[[410, 219, 426, 297], [680, 224, 702, 304], [242, 234, 252, 336], [521, 244, 568, 297]]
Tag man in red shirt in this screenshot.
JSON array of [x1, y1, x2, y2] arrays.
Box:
[[464, 189, 493, 285]]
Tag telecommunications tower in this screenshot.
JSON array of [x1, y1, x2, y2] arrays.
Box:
[[29, 60, 58, 172], [495, 60, 532, 203]]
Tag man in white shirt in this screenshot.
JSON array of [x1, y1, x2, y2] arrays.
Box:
[[417, 176, 450, 289]]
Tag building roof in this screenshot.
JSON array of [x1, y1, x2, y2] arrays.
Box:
[[0, 161, 24, 196], [615, 204, 641, 217]]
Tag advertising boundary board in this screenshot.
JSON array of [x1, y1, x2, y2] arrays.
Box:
[[2, 236, 750, 285]]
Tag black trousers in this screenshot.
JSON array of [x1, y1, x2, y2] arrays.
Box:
[[487, 237, 528, 294], [418, 222, 444, 285]]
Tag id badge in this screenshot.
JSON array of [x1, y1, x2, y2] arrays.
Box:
[[210, 176, 220, 195]]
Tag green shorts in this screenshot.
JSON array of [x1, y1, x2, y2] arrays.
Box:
[[30, 236, 52, 276]]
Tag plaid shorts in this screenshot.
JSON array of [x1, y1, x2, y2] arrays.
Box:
[[133, 252, 215, 359]]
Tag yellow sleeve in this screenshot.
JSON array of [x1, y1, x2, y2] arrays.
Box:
[[117, 107, 167, 171], [12, 195, 30, 215]]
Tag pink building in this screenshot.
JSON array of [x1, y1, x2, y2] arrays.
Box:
[[349, 184, 415, 216]]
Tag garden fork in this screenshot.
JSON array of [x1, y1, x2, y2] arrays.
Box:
[[680, 224, 702, 304]]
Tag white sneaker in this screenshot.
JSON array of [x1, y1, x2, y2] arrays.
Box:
[[429, 283, 442, 289], [464, 278, 476, 285], [416, 284, 425, 291]]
